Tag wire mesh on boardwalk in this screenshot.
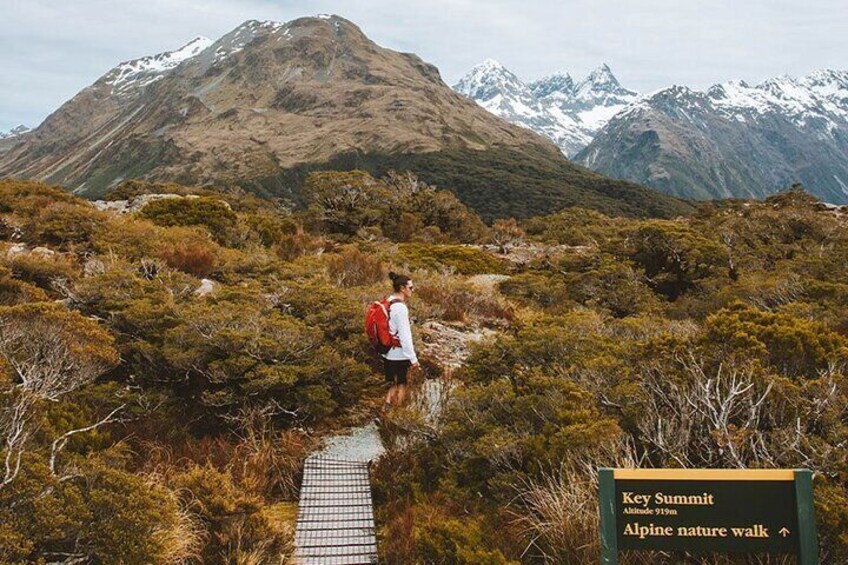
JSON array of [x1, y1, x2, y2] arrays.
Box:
[[294, 456, 378, 565]]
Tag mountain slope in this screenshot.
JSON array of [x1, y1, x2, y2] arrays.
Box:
[[576, 71, 848, 203], [454, 61, 637, 156], [0, 16, 691, 219]]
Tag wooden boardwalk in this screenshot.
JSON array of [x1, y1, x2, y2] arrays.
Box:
[[294, 456, 378, 565]]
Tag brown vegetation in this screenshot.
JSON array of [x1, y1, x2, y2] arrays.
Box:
[[0, 178, 845, 564]]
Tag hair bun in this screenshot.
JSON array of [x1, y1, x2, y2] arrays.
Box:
[[389, 271, 398, 281]]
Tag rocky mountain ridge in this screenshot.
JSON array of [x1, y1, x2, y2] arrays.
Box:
[[577, 70, 848, 202]]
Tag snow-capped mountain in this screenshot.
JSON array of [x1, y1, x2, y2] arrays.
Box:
[[0, 125, 30, 140], [536, 64, 638, 131], [453, 61, 637, 156], [453, 59, 588, 155], [577, 70, 848, 203]]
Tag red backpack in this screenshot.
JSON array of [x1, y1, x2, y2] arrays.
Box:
[[365, 298, 402, 355]]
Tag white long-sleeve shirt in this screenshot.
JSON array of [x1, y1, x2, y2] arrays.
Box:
[[383, 299, 417, 364]]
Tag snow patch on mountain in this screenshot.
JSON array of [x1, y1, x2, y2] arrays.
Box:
[[454, 61, 637, 156], [104, 36, 212, 95]]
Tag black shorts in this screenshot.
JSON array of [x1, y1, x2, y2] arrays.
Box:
[[383, 359, 411, 385]]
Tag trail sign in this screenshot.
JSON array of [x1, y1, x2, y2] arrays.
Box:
[[598, 468, 819, 564]]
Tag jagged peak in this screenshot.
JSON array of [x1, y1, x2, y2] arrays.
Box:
[[529, 72, 575, 97], [583, 63, 618, 85], [647, 84, 696, 100], [454, 59, 526, 94], [803, 68, 848, 82], [473, 58, 509, 73], [801, 69, 848, 96], [210, 19, 298, 65], [573, 63, 637, 99], [758, 74, 796, 89]]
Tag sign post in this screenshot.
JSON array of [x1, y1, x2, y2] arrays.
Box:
[[598, 468, 819, 564], [598, 468, 617, 565]]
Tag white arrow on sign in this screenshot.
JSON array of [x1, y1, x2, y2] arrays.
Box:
[[779, 527, 790, 537]]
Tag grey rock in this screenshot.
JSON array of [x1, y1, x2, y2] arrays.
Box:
[[194, 278, 218, 297]]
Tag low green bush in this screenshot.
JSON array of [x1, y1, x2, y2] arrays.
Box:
[[395, 244, 506, 275], [140, 197, 237, 244]]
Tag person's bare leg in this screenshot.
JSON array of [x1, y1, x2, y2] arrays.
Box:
[[397, 383, 408, 406], [383, 384, 396, 413]]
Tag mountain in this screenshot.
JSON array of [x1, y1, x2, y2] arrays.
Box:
[[0, 125, 31, 140], [454, 61, 637, 156], [576, 70, 848, 203], [0, 16, 692, 219]]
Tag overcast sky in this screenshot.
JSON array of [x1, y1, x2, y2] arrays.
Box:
[[1, 0, 846, 131]]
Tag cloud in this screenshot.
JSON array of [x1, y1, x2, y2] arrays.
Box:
[[1, 0, 846, 131]]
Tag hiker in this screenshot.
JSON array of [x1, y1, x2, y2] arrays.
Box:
[[382, 271, 419, 413], [364, 271, 419, 413], [370, 272, 418, 414]]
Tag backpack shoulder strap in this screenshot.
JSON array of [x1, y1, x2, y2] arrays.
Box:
[[374, 300, 389, 318], [386, 298, 403, 342]]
